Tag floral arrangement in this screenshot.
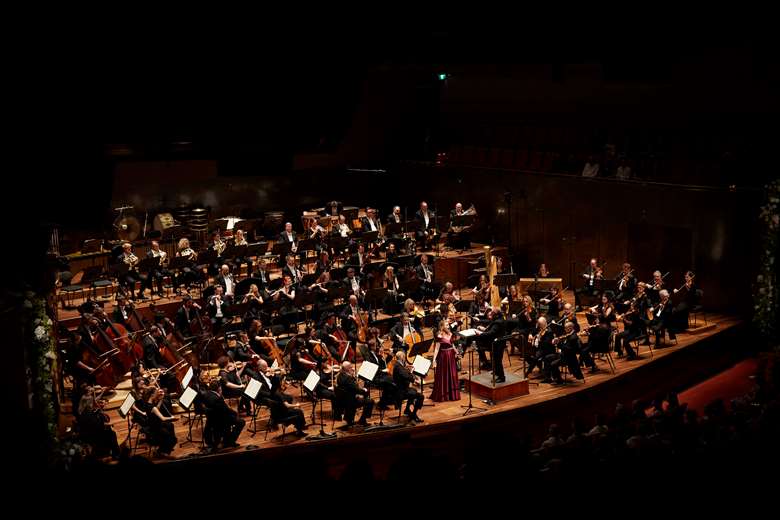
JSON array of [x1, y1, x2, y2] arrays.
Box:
[[23, 292, 59, 449], [753, 179, 780, 344]]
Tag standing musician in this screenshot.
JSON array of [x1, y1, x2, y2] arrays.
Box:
[[336, 361, 375, 426], [649, 289, 675, 346], [391, 313, 422, 353], [524, 316, 561, 384], [575, 258, 603, 310], [392, 351, 424, 423], [216, 264, 236, 303], [146, 240, 168, 297], [118, 241, 147, 300], [476, 308, 506, 382], [414, 201, 436, 251], [207, 285, 229, 333]]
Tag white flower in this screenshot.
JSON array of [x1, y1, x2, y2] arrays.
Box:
[[23, 300, 33, 310], [34, 326, 46, 341]]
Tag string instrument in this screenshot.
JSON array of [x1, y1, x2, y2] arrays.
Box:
[[675, 274, 695, 293], [79, 336, 121, 388], [647, 300, 667, 321], [355, 309, 369, 343], [255, 335, 285, 367], [92, 319, 136, 378], [404, 329, 423, 363], [158, 316, 200, 371], [188, 304, 211, 336], [332, 327, 355, 363], [154, 334, 191, 390]]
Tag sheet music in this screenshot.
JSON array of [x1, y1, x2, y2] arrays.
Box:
[[412, 355, 432, 377], [119, 393, 136, 418], [303, 370, 321, 392], [181, 366, 194, 389], [271, 359, 279, 371], [178, 387, 198, 410], [244, 378, 262, 400], [358, 361, 379, 381], [459, 328, 481, 337]]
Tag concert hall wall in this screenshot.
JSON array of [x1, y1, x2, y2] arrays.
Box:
[[111, 160, 758, 314]]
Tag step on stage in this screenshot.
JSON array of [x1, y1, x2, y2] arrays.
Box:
[[467, 372, 529, 402]]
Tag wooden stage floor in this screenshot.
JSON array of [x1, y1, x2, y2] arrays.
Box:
[[61, 303, 743, 468]]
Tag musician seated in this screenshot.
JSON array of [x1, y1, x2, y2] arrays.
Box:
[[649, 289, 675, 346], [537, 263, 551, 278], [118, 241, 148, 300], [230, 228, 249, 271], [382, 265, 401, 314], [314, 250, 332, 277], [348, 243, 369, 273], [216, 264, 236, 303], [275, 275, 300, 328], [336, 361, 375, 426], [254, 359, 307, 436], [251, 258, 272, 290], [362, 340, 396, 409], [200, 379, 246, 451], [315, 313, 341, 360], [361, 208, 382, 235], [281, 255, 303, 286], [447, 202, 472, 250], [386, 205, 402, 227], [112, 295, 131, 326], [144, 387, 178, 457], [175, 296, 202, 336], [146, 240, 168, 296], [390, 313, 421, 353], [415, 254, 437, 299], [614, 302, 642, 360], [554, 321, 587, 381], [76, 391, 120, 459], [217, 356, 250, 415], [385, 241, 399, 262], [278, 222, 297, 250], [175, 238, 203, 293], [524, 316, 562, 384], [336, 214, 352, 238], [208, 231, 226, 276], [140, 326, 179, 392], [207, 285, 230, 333], [287, 331, 318, 381], [340, 295, 362, 343], [392, 352, 424, 423]]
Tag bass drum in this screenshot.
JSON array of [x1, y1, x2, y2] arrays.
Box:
[[153, 212, 175, 232]]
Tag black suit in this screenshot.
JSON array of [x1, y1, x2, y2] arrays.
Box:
[[145, 250, 168, 294], [390, 321, 420, 353], [112, 306, 130, 327], [200, 390, 245, 448], [336, 371, 374, 424], [361, 217, 381, 235], [575, 266, 601, 308], [650, 299, 675, 345], [558, 333, 585, 380], [175, 305, 197, 335], [207, 296, 229, 332], [282, 264, 303, 285], [525, 327, 560, 382], [414, 210, 436, 249], [478, 317, 506, 380], [614, 310, 643, 358], [392, 363, 424, 415], [216, 274, 236, 301], [253, 268, 271, 290]]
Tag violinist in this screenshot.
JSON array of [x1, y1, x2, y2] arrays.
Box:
[[540, 286, 563, 318], [472, 274, 491, 301], [649, 289, 675, 346], [555, 303, 580, 333], [643, 270, 665, 304], [77, 389, 120, 459], [217, 356, 251, 415], [288, 329, 319, 380], [671, 270, 698, 332], [614, 301, 642, 360], [145, 386, 178, 458], [175, 296, 202, 336], [524, 316, 561, 384], [553, 320, 586, 381], [207, 285, 229, 333], [469, 292, 490, 320], [250, 360, 306, 437], [437, 281, 460, 303], [515, 295, 537, 340], [392, 352, 424, 423], [336, 361, 375, 426], [615, 262, 636, 304], [146, 240, 168, 296], [575, 258, 603, 310], [584, 293, 615, 356], [414, 201, 436, 250]]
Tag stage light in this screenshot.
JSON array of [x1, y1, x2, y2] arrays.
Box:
[[438, 73, 448, 81]]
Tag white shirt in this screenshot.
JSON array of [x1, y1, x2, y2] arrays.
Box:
[[368, 219, 377, 232], [285, 232, 293, 242], [224, 275, 234, 296], [214, 297, 223, 318], [422, 264, 431, 282], [422, 212, 430, 228], [350, 277, 359, 292], [615, 165, 631, 180], [259, 371, 272, 389], [339, 223, 350, 237]]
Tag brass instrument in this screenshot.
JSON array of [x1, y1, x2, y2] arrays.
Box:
[[214, 239, 227, 256], [124, 252, 139, 268], [450, 204, 476, 233], [179, 247, 197, 261]]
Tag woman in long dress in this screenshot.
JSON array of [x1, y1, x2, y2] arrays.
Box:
[[430, 321, 461, 402]]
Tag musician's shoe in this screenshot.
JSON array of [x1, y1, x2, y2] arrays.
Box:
[[224, 442, 240, 448], [589, 367, 601, 374], [411, 414, 424, 423], [357, 419, 370, 426], [495, 377, 506, 384]]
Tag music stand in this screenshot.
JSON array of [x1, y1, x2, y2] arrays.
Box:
[[411, 352, 434, 407], [365, 288, 388, 316], [494, 273, 518, 289], [178, 386, 204, 448], [272, 241, 292, 258], [461, 342, 487, 415], [304, 371, 337, 441], [246, 242, 269, 258]]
